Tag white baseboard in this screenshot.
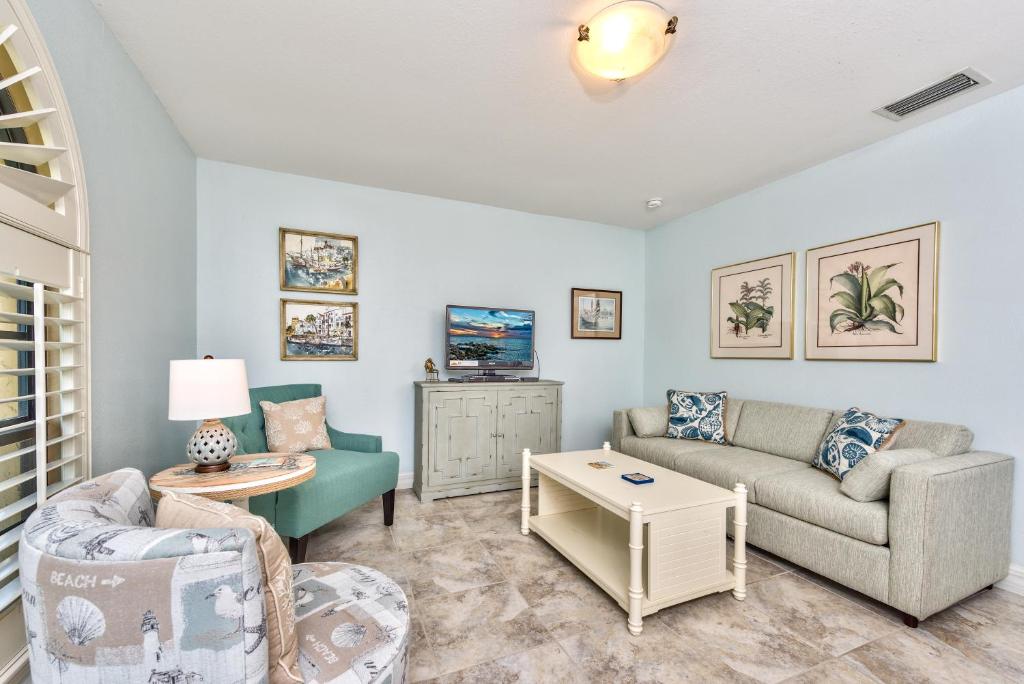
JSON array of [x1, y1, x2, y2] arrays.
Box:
[[397, 471, 414, 490], [997, 564, 1024, 596]]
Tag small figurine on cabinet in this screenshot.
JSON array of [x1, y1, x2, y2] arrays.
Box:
[[424, 358, 439, 382]]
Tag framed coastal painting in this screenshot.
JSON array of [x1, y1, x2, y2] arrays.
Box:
[[279, 227, 358, 295], [280, 298, 358, 361], [806, 222, 938, 361], [571, 288, 622, 339], [710, 252, 795, 359]]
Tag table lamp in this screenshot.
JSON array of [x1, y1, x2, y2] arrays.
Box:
[[168, 357, 251, 472]]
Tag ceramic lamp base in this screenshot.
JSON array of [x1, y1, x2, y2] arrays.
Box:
[[187, 419, 239, 472]]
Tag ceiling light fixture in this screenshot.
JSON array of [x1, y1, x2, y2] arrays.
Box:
[[576, 1, 678, 81]]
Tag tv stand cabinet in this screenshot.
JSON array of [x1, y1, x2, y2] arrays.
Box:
[[413, 380, 563, 502]]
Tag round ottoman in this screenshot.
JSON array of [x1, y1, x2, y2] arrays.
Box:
[[292, 562, 410, 683]]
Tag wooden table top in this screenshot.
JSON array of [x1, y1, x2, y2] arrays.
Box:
[[148, 453, 316, 501]]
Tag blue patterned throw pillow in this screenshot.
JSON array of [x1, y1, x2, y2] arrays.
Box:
[[665, 390, 727, 444], [815, 407, 904, 480]]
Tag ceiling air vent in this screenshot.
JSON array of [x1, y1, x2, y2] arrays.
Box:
[[874, 68, 991, 121]]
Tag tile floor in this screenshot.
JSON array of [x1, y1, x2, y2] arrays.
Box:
[[308, 488, 1024, 683]]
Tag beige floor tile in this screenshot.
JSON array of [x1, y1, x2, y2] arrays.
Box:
[[841, 627, 1011, 683], [390, 511, 474, 551], [307, 521, 398, 561], [921, 587, 1024, 680], [417, 582, 549, 676], [780, 658, 881, 683], [791, 567, 903, 624], [437, 642, 585, 684], [515, 564, 623, 641], [558, 616, 758, 683], [728, 540, 790, 584], [744, 574, 899, 657], [404, 540, 506, 599], [396, 489, 454, 517], [446, 487, 531, 512], [658, 591, 831, 683], [478, 530, 565, 580]]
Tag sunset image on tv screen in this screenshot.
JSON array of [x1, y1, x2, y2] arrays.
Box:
[[447, 307, 534, 368]]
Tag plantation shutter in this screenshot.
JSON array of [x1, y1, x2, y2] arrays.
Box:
[[0, 0, 87, 250]]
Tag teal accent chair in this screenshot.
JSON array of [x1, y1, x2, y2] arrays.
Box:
[[222, 383, 399, 562]]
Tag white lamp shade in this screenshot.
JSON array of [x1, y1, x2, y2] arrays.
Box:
[[168, 359, 251, 421]]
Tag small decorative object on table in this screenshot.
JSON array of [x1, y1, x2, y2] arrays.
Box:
[[424, 357, 440, 382], [622, 472, 655, 484], [168, 357, 251, 473]]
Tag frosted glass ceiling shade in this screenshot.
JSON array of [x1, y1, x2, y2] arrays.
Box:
[[168, 358, 250, 420], [576, 1, 677, 81]]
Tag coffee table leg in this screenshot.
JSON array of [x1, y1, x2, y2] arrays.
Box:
[[733, 483, 747, 601], [520, 448, 531, 536], [628, 501, 644, 635]]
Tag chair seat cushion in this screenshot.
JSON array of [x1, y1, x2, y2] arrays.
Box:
[[258, 450, 399, 538], [673, 447, 810, 504], [755, 467, 890, 545], [292, 561, 410, 683], [620, 436, 727, 471]]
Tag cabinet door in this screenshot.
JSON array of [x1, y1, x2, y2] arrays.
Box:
[[496, 388, 558, 478], [428, 391, 498, 486]]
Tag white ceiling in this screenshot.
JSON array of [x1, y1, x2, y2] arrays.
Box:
[[91, 0, 1024, 229]]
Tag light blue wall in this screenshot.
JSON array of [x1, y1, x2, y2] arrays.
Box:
[[196, 160, 646, 477], [644, 85, 1024, 565], [29, 0, 198, 473]]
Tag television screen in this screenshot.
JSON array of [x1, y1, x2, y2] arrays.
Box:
[[446, 305, 535, 370]]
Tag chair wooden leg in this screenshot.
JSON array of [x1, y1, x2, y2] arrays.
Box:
[[289, 534, 309, 564], [902, 613, 919, 628], [383, 489, 395, 527]]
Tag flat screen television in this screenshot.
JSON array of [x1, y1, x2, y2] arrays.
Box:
[[446, 305, 535, 372]]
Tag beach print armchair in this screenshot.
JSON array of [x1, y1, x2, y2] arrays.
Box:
[[19, 469, 409, 683]]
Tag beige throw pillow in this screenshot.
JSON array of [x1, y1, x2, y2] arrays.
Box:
[[156, 491, 301, 683], [260, 396, 331, 453]]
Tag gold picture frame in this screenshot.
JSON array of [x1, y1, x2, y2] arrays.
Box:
[[571, 288, 622, 339], [279, 227, 359, 295], [280, 298, 359, 361], [710, 252, 795, 359], [805, 222, 939, 362]]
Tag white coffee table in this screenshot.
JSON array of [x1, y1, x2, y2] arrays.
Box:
[[520, 447, 747, 636]]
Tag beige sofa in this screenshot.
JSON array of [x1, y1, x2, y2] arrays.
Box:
[[612, 398, 1014, 625]]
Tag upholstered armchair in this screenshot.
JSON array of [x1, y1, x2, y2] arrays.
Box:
[[19, 469, 409, 683], [222, 384, 400, 562]]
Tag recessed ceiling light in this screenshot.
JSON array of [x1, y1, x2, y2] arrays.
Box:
[[646, 197, 663, 209], [576, 1, 678, 81]]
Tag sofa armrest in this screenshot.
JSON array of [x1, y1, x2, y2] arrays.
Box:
[[888, 450, 1014, 619], [327, 423, 383, 453], [612, 409, 636, 452]]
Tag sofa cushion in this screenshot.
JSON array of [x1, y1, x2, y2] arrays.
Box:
[[725, 399, 744, 443], [666, 390, 728, 444], [824, 412, 974, 458], [840, 448, 939, 502], [257, 449, 400, 538], [619, 435, 725, 471], [628, 406, 669, 438], [730, 400, 834, 462], [673, 447, 809, 504], [755, 468, 889, 545], [814, 407, 904, 481]]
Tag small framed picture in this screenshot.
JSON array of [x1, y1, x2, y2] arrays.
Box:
[[571, 288, 622, 339], [281, 299, 358, 361], [280, 227, 358, 295]]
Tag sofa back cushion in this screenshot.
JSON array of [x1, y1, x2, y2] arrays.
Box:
[[824, 413, 974, 458], [731, 400, 834, 462], [627, 398, 745, 442]]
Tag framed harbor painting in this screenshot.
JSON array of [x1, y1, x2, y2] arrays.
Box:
[[806, 222, 938, 361], [281, 298, 358, 361], [571, 288, 622, 339], [279, 227, 358, 294], [711, 252, 795, 359]]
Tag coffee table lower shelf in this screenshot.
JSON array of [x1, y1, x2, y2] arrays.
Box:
[[529, 507, 737, 618]]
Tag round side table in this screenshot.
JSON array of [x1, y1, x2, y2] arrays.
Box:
[[149, 453, 316, 511]]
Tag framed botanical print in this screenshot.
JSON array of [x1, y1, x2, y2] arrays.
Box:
[[710, 252, 795, 359], [279, 227, 358, 295], [805, 222, 938, 361], [281, 298, 358, 361], [571, 288, 622, 339]]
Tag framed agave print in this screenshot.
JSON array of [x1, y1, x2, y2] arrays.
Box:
[[710, 252, 795, 359], [280, 227, 358, 294], [805, 222, 938, 361], [281, 299, 358, 361]]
